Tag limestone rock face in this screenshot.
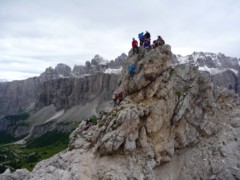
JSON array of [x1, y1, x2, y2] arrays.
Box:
[[0, 77, 40, 117], [2, 45, 240, 180], [36, 73, 118, 110], [212, 70, 238, 92], [0, 63, 73, 118], [72, 65, 86, 75]]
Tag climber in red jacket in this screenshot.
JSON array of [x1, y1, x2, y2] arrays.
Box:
[[132, 38, 139, 55]]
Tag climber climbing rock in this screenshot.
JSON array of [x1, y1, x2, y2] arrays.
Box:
[[117, 90, 125, 105], [83, 118, 92, 130], [128, 65, 137, 79], [112, 93, 118, 107], [82, 115, 98, 130]]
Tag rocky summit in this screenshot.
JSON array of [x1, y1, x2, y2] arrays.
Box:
[[1, 45, 240, 180]]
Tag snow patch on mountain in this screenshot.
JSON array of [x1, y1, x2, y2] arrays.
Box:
[[229, 68, 239, 75], [198, 66, 222, 75], [104, 67, 122, 74], [198, 66, 238, 75]]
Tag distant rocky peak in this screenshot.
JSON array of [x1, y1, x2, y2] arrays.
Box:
[[115, 53, 127, 63], [94, 54, 103, 59], [117, 53, 127, 59], [91, 54, 109, 65], [40, 63, 72, 81], [107, 53, 127, 69], [41, 66, 54, 75], [55, 63, 71, 77]]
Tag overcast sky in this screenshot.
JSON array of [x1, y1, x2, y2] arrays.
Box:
[[0, 0, 240, 81]]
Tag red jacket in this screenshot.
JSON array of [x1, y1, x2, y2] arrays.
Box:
[[132, 40, 138, 48]]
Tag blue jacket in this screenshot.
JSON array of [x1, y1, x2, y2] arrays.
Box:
[[128, 65, 137, 73], [138, 33, 144, 40]]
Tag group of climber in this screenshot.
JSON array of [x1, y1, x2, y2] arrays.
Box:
[[112, 90, 125, 107], [110, 32, 165, 107], [132, 31, 165, 55], [129, 31, 166, 79]]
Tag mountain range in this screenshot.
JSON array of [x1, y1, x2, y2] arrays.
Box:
[[1, 45, 240, 179], [0, 54, 126, 142], [0, 51, 239, 141]]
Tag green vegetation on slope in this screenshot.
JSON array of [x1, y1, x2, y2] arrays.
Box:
[[0, 131, 70, 173], [26, 131, 69, 148], [0, 132, 18, 145], [0, 112, 30, 144], [4, 112, 30, 122]]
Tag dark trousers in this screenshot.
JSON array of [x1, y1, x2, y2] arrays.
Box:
[[133, 46, 139, 54], [113, 99, 117, 107]]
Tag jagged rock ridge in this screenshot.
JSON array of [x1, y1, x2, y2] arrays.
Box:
[[73, 53, 127, 76], [0, 53, 127, 118], [0, 53, 126, 140], [173, 52, 240, 95], [2, 45, 240, 180]]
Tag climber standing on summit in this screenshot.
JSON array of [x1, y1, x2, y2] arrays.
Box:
[[132, 38, 139, 55], [143, 31, 151, 41], [157, 35, 165, 46], [143, 31, 151, 49], [138, 32, 144, 46], [152, 35, 165, 48]]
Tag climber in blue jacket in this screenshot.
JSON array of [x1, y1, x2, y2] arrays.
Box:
[[138, 32, 144, 46], [128, 65, 137, 78]]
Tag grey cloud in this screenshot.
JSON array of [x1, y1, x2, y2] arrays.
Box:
[[0, 0, 240, 81]]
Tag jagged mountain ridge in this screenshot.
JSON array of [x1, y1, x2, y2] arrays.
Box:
[[173, 52, 240, 95], [0, 51, 239, 138], [2, 45, 239, 179], [174, 51, 240, 71], [0, 51, 238, 117], [40, 53, 127, 80], [0, 53, 127, 117], [0, 53, 126, 142]]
